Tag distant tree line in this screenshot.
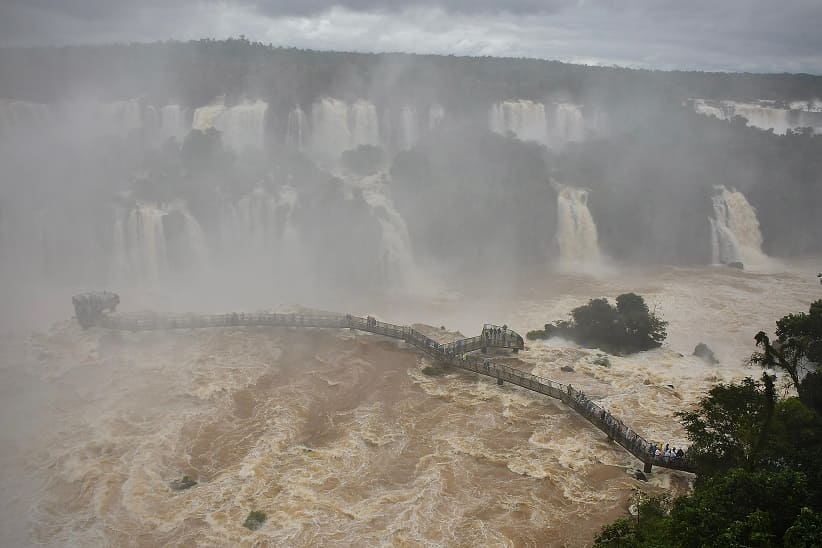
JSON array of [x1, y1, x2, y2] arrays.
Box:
[[2, 39, 822, 108]]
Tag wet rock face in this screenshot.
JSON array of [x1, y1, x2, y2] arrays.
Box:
[[169, 475, 197, 491], [243, 510, 267, 531], [693, 342, 719, 365]]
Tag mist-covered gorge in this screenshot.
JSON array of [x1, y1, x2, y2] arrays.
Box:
[[2, 42, 822, 301]]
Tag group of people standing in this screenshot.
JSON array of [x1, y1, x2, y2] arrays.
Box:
[[565, 383, 688, 462], [650, 443, 686, 461], [484, 325, 524, 347]]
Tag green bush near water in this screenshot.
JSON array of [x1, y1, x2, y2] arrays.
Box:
[[528, 293, 667, 355]]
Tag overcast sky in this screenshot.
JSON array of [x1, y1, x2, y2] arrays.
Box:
[[1, 0, 821, 74]]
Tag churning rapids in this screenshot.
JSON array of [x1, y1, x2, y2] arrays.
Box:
[[1, 260, 820, 546]]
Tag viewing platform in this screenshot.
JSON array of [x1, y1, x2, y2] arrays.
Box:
[[72, 292, 694, 474]]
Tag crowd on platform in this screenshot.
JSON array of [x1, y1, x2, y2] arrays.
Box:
[[565, 384, 689, 464], [650, 443, 686, 461]]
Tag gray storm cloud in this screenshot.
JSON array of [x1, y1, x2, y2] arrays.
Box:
[[1, 0, 821, 72]]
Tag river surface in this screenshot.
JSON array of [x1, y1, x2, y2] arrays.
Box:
[[1, 260, 820, 546]]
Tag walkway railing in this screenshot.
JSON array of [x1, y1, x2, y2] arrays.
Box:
[[73, 292, 693, 473]]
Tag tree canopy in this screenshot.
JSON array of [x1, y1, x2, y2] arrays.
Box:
[[527, 293, 667, 354], [595, 301, 822, 547], [752, 299, 822, 415]]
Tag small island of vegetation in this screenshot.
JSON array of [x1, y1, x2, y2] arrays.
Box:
[[527, 293, 668, 355]]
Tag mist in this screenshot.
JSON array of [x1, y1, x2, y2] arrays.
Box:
[[1, 41, 821, 330], [1, 35, 822, 547]]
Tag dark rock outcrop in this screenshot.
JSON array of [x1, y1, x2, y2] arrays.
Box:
[[169, 475, 197, 491], [693, 342, 719, 364]]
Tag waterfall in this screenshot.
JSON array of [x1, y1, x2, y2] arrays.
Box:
[[112, 202, 208, 283], [98, 100, 143, 136], [398, 106, 418, 150], [550, 103, 586, 145], [692, 100, 819, 135], [732, 103, 791, 135], [710, 186, 766, 266], [311, 98, 351, 161], [192, 101, 225, 132], [310, 98, 382, 161], [286, 107, 308, 150], [0, 99, 193, 145], [489, 100, 587, 147], [218, 101, 268, 151], [113, 204, 167, 283], [159, 105, 188, 143], [349, 100, 380, 148], [490, 100, 548, 145], [192, 100, 268, 151], [219, 187, 299, 273], [556, 186, 601, 267], [428, 104, 445, 130], [352, 173, 419, 288], [178, 209, 210, 268]]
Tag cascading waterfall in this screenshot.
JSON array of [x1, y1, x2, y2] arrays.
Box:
[[112, 202, 209, 284], [490, 100, 587, 147], [277, 186, 300, 252], [0, 99, 192, 145], [398, 106, 418, 150], [310, 98, 382, 161], [219, 187, 300, 274], [286, 107, 308, 150], [98, 100, 144, 137], [731, 103, 792, 135], [551, 103, 586, 145], [556, 186, 601, 268], [177, 209, 210, 268], [353, 173, 420, 288], [349, 100, 380, 148], [112, 204, 167, 283], [192, 101, 225, 132], [710, 186, 766, 266], [192, 100, 268, 151], [311, 98, 351, 161], [221, 189, 280, 255], [692, 99, 822, 135], [159, 105, 188, 143], [490, 100, 548, 144], [428, 104, 445, 130], [218, 101, 268, 151]]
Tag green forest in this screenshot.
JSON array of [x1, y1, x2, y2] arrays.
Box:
[[595, 299, 822, 547]]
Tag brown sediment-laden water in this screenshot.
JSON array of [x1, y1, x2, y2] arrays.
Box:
[[1, 261, 819, 546]]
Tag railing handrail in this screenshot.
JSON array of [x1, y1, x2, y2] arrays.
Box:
[[82, 300, 692, 472]]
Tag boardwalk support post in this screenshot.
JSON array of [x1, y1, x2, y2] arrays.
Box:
[[644, 462, 652, 474]]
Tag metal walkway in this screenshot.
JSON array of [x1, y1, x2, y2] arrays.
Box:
[[72, 292, 693, 473]]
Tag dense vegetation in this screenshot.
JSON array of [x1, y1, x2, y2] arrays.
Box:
[[594, 300, 822, 547], [527, 293, 667, 354], [3, 38, 822, 107]]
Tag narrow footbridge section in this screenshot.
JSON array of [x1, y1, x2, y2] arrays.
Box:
[[72, 292, 694, 473]]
